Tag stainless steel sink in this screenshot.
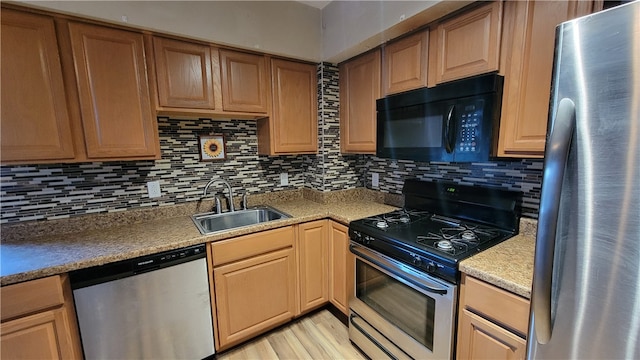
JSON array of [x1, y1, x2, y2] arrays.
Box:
[[191, 206, 291, 235]]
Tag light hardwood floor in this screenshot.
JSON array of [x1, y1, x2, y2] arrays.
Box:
[[216, 309, 366, 359]]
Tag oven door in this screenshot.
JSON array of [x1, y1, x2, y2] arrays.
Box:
[[349, 242, 457, 360]]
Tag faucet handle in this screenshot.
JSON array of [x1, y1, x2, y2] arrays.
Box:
[[242, 193, 248, 210]]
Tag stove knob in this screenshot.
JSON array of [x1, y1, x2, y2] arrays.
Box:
[[364, 236, 373, 245], [412, 255, 423, 267], [426, 263, 436, 273]]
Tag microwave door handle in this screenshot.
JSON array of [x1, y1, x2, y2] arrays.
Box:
[[445, 105, 456, 153]]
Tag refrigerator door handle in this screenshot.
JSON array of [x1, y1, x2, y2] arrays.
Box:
[[533, 98, 576, 344]]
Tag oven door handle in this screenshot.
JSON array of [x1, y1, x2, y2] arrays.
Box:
[[350, 243, 449, 295], [349, 314, 399, 360]]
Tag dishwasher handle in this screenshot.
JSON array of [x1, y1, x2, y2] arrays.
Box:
[[70, 244, 207, 289]]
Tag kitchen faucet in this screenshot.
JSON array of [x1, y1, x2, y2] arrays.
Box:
[[203, 179, 234, 212]]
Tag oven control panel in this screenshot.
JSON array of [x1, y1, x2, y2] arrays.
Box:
[[349, 229, 457, 284]]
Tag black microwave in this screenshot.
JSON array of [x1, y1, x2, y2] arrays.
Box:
[[376, 73, 504, 163]]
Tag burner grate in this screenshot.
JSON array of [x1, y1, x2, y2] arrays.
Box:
[[360, 209, 431, 230], [415, 224, 500, 256]]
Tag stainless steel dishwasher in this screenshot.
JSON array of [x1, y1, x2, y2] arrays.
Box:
[[70, 244, 215, 359]]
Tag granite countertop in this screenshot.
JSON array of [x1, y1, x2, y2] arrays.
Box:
[[459, 218, 537, 299], [0, 196, 396, 286], [1, 187, 537, 300]]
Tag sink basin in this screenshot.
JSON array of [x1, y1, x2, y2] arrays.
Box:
[[191, 206, 291, 235]]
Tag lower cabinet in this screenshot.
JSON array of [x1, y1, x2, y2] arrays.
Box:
[[456, 274, 530, 360], [210, 226, 296, 351], [296, 220, 329, 315], [0, 275, 82, 360], [329, 221, 354, 315], [208, 220, 355, 350]]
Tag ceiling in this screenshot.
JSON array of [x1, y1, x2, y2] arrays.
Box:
[[296, 1, 332, 9]]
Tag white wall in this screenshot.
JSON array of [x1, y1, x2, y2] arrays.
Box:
[[321, 0, 472, 63], [19, 0, 471, 64], [21, 1, 323, 62]]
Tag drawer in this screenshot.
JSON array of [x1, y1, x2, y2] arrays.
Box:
[[1, 275, 65, 321], [211, 226, 294, 266], [461, 274, 530, 336]]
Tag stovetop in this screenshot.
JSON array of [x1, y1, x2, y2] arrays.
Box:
[[348, 180, 520, 284]]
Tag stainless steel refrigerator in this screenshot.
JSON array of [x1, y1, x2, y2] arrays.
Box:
[[527, 1, 640, 359]]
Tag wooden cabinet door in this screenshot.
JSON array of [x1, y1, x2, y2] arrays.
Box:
[[430, 1, 503, 86], [267, 59, 318, 154], [68, 22, 159, 159], [329, 221, 354, 315], [0, 9, 75, 163], [1, 308, 77, 360], [457, 308, 526, 360], [497, 0, 593, 157], [153, 36, 215, 109], [214, 248, 296, 350], [297, 220, 329, 315], [219, 49, 268, 113], [382, 30, 429, 95], [340, 50, 380, 154]]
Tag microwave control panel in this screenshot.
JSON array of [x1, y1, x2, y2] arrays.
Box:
[[457, 105, 482, 153]]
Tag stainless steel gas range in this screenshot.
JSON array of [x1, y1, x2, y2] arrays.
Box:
[[348, 179, 520, 359]]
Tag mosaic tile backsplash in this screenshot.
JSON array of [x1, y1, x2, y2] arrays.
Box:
[[361, 157, 544, 218], [0, 63, 544, 224], [0, 118, 309, 224]]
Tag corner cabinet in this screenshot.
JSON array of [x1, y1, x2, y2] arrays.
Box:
[[339, 50, 381, 154], [210, 227, 296, 351], [456, 274, 529, 360], [0, 9, 76, 163], [329, 221, 354, 315], [0, 275, 82, 360], [497, 0, 594, 157], [68, 22, 160, 160], [382, 30, 429, 95], [429, 1, 503, 87], [258, 59, 318, 155], [296, 220, 329, 315]]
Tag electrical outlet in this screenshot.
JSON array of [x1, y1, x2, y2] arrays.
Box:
[[147, 181, 161, 198], [372, 173, 379, 188], [280, 173, 289, 186]]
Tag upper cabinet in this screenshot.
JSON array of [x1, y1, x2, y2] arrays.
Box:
[[68, 22, 160, 159], [150, 39, 274, 120], [1, 7, 161, 164], [258, 58, 317, 155], [382, 30, 429, 95], [340, 49, 381, 154], [1, 9, 76, 163], [497, 0, 595, 157], [152, 36, 215, 109], [219, 49, 269, 114], [429, 1, 503, 86]]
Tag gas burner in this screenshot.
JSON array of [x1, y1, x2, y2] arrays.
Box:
[[361, 209, 431, 230], [436, 240, 453, 250], [461, 230, 477, 241]]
